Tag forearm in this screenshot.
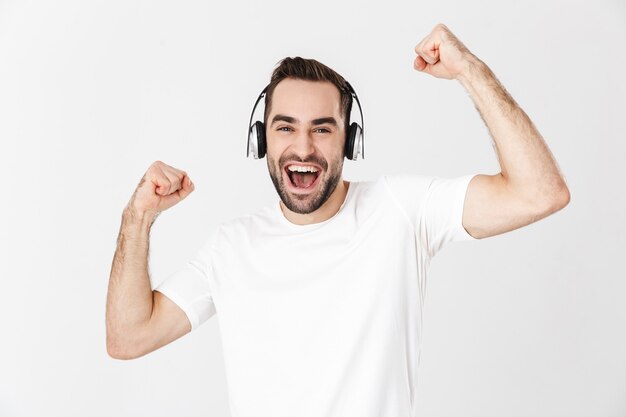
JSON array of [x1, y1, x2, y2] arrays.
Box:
[[458, 57, 569, 204], [106, 206, 158, 350]]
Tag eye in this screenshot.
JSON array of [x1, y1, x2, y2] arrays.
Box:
[[314, 128, 331, 133], [277, 126, 293, 132]]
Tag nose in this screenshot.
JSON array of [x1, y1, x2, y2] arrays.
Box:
[[290, 129, 316, 158]]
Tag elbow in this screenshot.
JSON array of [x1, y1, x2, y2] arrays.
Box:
[[523, 184, 571, 220], [551, 185, 571, 212], [107, 337, 133, 360], [536, 186, 570, 218], [106, 332, 141, 360]]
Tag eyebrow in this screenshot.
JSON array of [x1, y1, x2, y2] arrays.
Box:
[[270, 114, 338, 127]]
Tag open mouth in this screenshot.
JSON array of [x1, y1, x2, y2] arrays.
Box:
[[284, 164, 322, 191]]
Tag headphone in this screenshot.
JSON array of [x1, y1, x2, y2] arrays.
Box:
[[246, 81, 365, 161]]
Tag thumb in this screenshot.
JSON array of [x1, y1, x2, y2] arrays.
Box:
[[177, 175, 195, 200], [413, 55, 428, 71]]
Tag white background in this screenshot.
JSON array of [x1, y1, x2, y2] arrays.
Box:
[[1, 0, 625, 416]]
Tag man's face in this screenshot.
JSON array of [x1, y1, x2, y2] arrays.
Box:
[[265, 78, 346, 214]]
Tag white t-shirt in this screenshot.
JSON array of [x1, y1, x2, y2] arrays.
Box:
[[154, 173, 478, 417]]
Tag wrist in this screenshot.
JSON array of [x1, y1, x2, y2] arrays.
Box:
[[456, 55, 489, 88], [122, 204, 159, 229]]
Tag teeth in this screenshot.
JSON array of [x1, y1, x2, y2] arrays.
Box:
[[287, 165, 319, 173]]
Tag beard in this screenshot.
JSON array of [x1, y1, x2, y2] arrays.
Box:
[[267, 151, 343, 215]]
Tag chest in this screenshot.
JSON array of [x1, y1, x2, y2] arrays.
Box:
[[212, 199, 420, 316]]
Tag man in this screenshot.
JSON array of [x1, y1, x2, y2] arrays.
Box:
[[106, 24, 569, 416]]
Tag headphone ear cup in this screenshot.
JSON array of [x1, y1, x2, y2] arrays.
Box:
[[254, 121, 266, 159], [345, 122, 357, 160]]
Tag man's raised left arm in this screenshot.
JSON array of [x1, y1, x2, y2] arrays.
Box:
[[414, 23, 570, 240]]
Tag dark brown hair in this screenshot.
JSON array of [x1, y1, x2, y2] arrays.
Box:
[[263, 56, 353, 135]]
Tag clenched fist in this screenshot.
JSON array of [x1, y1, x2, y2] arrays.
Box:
[[126, 160, 195, 218], [413, 23, 478, 80]]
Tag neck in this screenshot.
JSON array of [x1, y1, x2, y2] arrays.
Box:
[[280, 179, 350, 225]]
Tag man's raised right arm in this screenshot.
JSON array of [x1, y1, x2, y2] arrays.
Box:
[[106, 161, 195, 360]]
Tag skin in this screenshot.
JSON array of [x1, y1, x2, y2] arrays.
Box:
[[106, 23, 570, 359], [106, 161, 194, 359], [412, 24, 570, 239], [265, 78, 350, 225]]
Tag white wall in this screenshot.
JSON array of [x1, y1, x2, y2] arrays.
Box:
[[1, 0, 624, 416]]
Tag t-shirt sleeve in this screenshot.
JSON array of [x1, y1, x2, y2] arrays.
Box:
[[152, 227, 219, 331], [383, 173, 478, 258]]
